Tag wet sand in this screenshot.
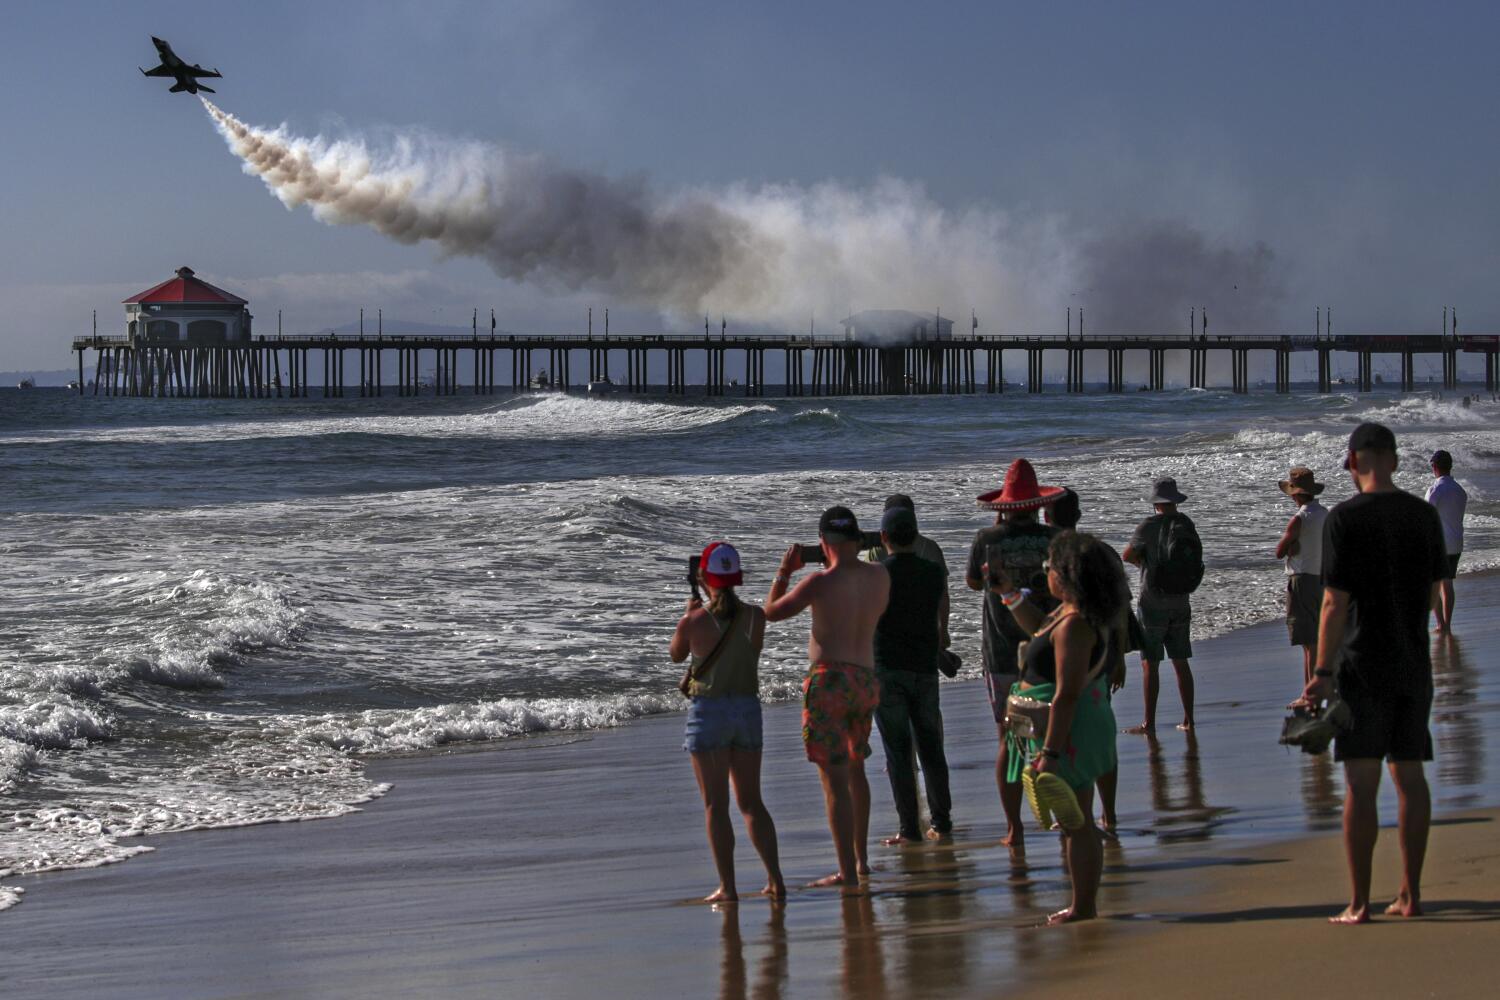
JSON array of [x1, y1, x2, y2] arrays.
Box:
[[6, 574, 1500, 999]]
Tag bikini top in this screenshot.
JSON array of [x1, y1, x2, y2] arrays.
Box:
[[1021, 611, 1108, 687]]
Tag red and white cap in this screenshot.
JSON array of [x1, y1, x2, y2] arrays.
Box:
[[699, 541, 743, 588]]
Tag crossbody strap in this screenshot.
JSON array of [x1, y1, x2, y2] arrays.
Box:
[[689, 602, 749, 682]]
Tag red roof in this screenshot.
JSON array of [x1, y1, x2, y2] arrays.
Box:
[[124, 267, 246, 306]]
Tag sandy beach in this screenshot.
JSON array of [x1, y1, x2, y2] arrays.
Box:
[[6, 573, 1500, 999], [1025, 806, 1500, 1000]]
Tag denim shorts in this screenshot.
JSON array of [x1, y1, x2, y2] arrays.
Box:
[[683, 695, 764, 753]]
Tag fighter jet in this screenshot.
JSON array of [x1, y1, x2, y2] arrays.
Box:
[[139, 36, 222, 94]]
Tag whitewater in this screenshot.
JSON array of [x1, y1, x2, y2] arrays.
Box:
[[2, 385, 1497, 905]]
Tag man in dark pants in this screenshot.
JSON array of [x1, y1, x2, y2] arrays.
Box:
[[872, 504, 952, 844], [1297, 422, 1448, 924]]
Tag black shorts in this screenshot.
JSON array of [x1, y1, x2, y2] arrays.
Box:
[[1334, 673, 1433, 763], [1444, 553, 1460, 580]]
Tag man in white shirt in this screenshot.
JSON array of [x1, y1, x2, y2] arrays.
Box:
[[1275, 467, 1329, 685], [1425, 450, 1468, 632]]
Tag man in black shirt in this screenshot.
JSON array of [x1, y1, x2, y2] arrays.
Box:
[[965, 458, 1064, 848], [1298, 422, 1448, 925], [873, 505, 952, 843]]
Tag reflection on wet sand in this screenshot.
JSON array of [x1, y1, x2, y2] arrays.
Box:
[[718, 903, 787, 1000], [840, 892, 888, 999], [1146, 732, 1235, 842], [1298, 752, 1342, 830], [888, 844, 976, 992], [1432, 634, 1484, 803]]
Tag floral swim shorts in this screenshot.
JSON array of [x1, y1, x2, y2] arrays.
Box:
[[802, 661, 881, 767]]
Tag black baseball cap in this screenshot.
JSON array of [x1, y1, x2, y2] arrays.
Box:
[[1343, 422, 1397, 469], [818, 505, 862, 542]]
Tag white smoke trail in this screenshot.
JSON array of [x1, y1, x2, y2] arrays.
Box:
[[200, 98, 1072, 330]]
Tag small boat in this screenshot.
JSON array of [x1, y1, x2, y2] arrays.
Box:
[[586, 375, 617, 395], [66, 380, 81, 391], [529, 369, 551, 390], [17, 377, 35, 389]]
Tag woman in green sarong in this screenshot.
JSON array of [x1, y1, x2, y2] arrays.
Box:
[[988, 530, 1128, 924]]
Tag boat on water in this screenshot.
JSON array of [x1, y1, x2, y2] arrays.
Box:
[[529, 369, 551, 390], [17, 377, 35, 389], [66, 379, 81, 391], [586, 375, 617, 395]]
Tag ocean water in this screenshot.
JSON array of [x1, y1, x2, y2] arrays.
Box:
[[2, 384, 1497, 905]]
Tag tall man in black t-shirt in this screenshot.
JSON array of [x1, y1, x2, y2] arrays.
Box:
[[872, 505, 952, 843], [965, 458, 1064, 849], [1298, 423, 1448, 925]]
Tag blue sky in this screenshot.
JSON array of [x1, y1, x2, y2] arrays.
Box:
[[3, 0, 1498, 368]]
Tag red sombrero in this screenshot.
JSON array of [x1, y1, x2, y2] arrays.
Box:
[[977, 459, 1067, 512]]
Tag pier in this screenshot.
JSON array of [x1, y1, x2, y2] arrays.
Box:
[[70, 332, 1499, 399]]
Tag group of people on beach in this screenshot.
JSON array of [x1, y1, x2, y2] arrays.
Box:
[[669, 420, 1466, 927]]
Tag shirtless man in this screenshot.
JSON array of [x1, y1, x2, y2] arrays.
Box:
[[766, 505, 891, 887]]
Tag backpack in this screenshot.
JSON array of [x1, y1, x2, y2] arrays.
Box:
[[1146, 514, 1205, 595]]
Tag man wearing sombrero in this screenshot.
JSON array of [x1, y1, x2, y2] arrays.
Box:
[[1275, 467, 1329, 686], [965, 458, 1065, 848]]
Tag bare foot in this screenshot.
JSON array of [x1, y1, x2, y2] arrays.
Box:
[[808, 872, 856, 889], [1001, 827, 1025, 850], [1097, 819, 1119, 841], [762, 878, 787, 902], [1047, 907, 1096, 925], [1432, 624, 1448, 634], [925, 827, 952, 842], [1177, 721, 1195, 732], [856, 861, 872, 878], [882, 833, 918, 846], [1329, 905, 1371, 925], [1122, 723, 1155, 735], [704, 887, 739, 904], [1385, 893, 1422, 917]]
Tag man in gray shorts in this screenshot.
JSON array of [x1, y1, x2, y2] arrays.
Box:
[[1122, 477, 1202, 733], [1275, 467, 1328, 685]]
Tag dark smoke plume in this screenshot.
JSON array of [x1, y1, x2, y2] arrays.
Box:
[[1079, 222, 1284, 334]]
